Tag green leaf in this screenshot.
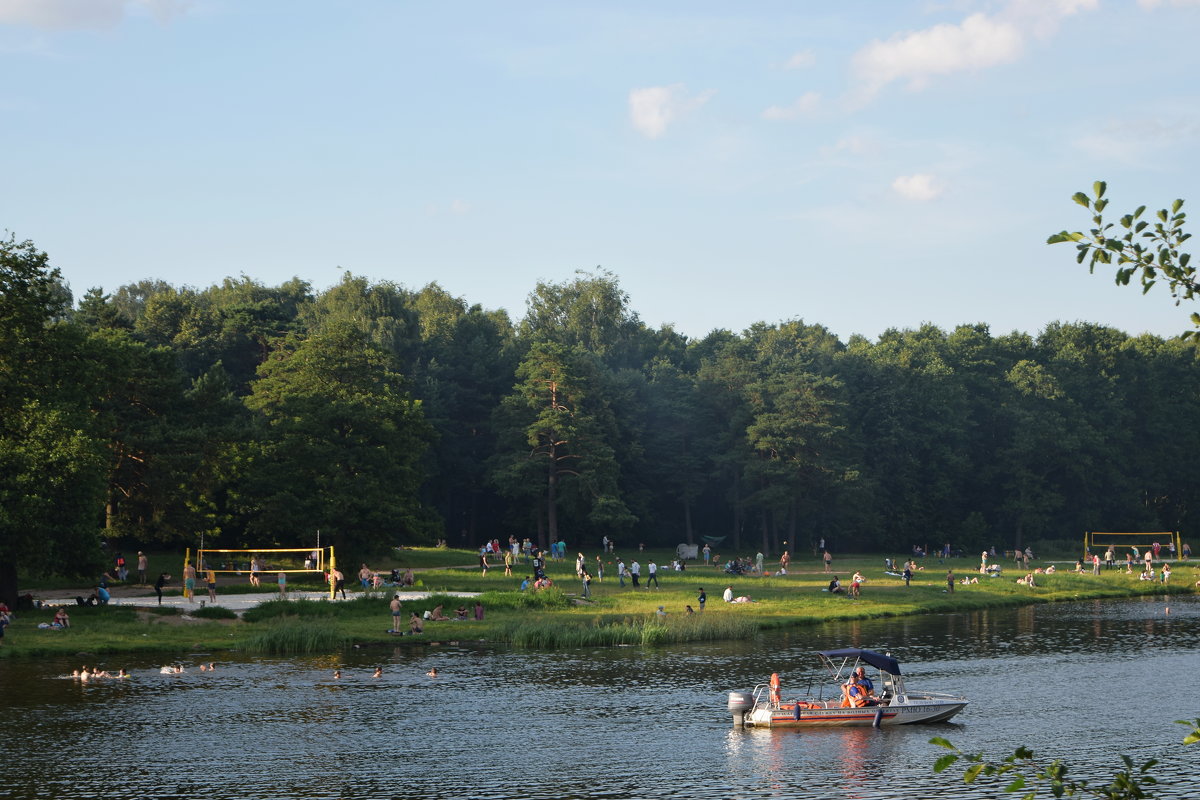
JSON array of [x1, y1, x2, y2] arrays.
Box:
[[1093, 180, 1106, 198], [1172, 198, 1184, 214], [963, 763, 985, 784], [1047, 232, 1083, 244], [1004, 776, 1026, 793], [929, 736, 956, 750], [1072, 192, 1091, 209], [934, 754, 960, 773]]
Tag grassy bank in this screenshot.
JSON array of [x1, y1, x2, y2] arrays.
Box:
[[4, 549, 1195, 659]]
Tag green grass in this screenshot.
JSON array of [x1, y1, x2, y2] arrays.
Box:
[[5, 549, 1195, 659]]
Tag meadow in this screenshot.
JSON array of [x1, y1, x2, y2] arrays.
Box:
[[4, 546, 1194, 659]]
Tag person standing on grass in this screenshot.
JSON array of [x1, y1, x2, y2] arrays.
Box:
[[946, 570, 955, 593], [647, 560, 659, 589], [697, 587, 706, 611], [581, 569, 592, 599], [277, 571, 288, 599], [137, 552, 148, 585], [595, 555, 603, 583], [823, 550, 833, 573], [703, 543, 711, 565], [332, 567, 346, 599], [903, 564, 912, 587], [389, 595, 402, 632], [779, 551, 790, 575], [630, 560, 640, 588], [617, 559, 626, 588]]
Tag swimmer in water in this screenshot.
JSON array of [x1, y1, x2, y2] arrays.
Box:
[[333, 669, 341, 679], [426, 667, 438, 677], [208, 663, 215, 671], [80, 667, 91, 681], [117, 669, 129, 679], [71, 669, 80, 679], [372, 667, 383, 678], [199, 664, 207, 672]]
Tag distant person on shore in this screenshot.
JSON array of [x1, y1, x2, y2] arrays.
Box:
[[137, 552, 148, 585], [823, 550, 833, 573], [183, 562, 196, 602], [154, 573, 169, 605], [389, 595, 402, 633], [409, 612, 424, 635], [946, 570, 954, 593], [828, 576, 843, 593], [723, 585, 734, 603], [697, 587, 706, 611], [331, 567, 346, 599], [53, 608, 70, 628], [474, 601, 484, 621], [206, 568, 217, 602], [277, 571, 288, 599]]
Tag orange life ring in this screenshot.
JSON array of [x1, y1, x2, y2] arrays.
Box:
[[769, 672, 782, 704]]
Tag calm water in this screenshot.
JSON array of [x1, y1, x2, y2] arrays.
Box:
[[2, 595, 1198, 799]]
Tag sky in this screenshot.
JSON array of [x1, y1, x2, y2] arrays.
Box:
[[3, 0, 1199, 343]]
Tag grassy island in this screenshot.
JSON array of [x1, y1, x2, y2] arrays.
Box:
[[3, 548, 1195, 659]]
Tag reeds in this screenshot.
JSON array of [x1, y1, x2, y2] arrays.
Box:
[[243, 618, 348, 654]]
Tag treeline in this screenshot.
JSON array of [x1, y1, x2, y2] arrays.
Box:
[[3, 237, 1198, 593]]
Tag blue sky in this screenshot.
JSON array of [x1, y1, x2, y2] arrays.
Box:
[[3, 0, 1199, 341]]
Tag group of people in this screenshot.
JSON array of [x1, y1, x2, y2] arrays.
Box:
[[389, 595, 484, 635], [826, 571, 867, 598]]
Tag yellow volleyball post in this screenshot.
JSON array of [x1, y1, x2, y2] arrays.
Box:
[[328, 546, 337, 600]]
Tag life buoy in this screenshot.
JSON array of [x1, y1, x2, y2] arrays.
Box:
[[769, 672, 782, 704]]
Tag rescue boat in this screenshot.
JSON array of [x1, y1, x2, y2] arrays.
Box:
[[727, 648, 967, 728]]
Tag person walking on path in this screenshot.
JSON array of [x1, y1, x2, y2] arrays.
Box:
[[646, 560, 659, 589], [630, 560, 641, 588]]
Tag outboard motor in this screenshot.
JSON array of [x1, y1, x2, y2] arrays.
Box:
[[727, 691, 754, 727]]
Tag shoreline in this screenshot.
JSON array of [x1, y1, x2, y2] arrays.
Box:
[[4, 552, 1194, 659]]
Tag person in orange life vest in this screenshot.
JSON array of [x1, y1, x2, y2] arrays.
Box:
[[842, 674, 872, 708]]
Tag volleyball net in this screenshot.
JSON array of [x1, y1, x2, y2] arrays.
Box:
[[184, 546, 340, 599], [1084, 531, 1180, 556]]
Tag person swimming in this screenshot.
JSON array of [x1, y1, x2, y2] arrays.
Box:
[[117, 669, 129, 679], [426, 667, 438, 677], [333, 669, 341, 679], [372, 667, 382, 678], [199, 664, 208, 672]]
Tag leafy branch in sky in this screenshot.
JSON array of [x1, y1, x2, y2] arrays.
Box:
[[930, 718, 1200, 799], [1048, 181, 1198, 339]]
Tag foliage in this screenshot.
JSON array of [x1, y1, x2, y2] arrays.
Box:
[[243, 617, 348, 654], [1049, 181, 1197, 338], [190, 605, 238, 619], [931, 719, 1200, 799]]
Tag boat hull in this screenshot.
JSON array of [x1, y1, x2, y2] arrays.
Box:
[[747, 700, 967, 728]]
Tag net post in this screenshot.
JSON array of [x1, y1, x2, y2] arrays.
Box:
[[328, 546, 337, 600]]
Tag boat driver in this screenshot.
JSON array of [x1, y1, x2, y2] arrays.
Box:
[[852, 666, 875, 695]]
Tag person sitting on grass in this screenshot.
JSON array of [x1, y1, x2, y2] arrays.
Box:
[[455, 606, 469, 620], [53, 608, 70, 628], [409, 612, 424, 635], [429, 604, 451, 621], [827, 576, 843, 593]]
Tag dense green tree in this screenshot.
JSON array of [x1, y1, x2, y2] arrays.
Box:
[[0, 237, 107, 605], [240, 323, 435, 558]]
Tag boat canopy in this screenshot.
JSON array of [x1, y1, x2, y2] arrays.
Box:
[[818, 648, 901, 676]]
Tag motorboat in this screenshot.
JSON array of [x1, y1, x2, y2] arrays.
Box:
[[727, 648, 967, 728]]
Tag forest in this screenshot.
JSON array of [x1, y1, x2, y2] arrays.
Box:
[[3, 234, 1198, 595]]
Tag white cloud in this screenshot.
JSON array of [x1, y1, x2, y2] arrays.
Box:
[[784, 50, 815, 69], [850, 0, 1097, 103], [628, 84, 715, 139], [820, 134, 878, 158], [0, 0, 187, 29], [892, 173, 944, 201], [762, 91, 821, 120]]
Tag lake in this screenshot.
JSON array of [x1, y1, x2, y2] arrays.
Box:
[[1, 594, 1196, 799]]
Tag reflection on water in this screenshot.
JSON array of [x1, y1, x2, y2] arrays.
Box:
[[1, 595, 1196, 799]]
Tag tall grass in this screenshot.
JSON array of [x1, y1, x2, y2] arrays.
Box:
[[500, 611, 758, 648], [243, 618, 348, 654]]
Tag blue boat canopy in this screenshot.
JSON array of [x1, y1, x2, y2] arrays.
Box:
[[818, 648, 901, 676]]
